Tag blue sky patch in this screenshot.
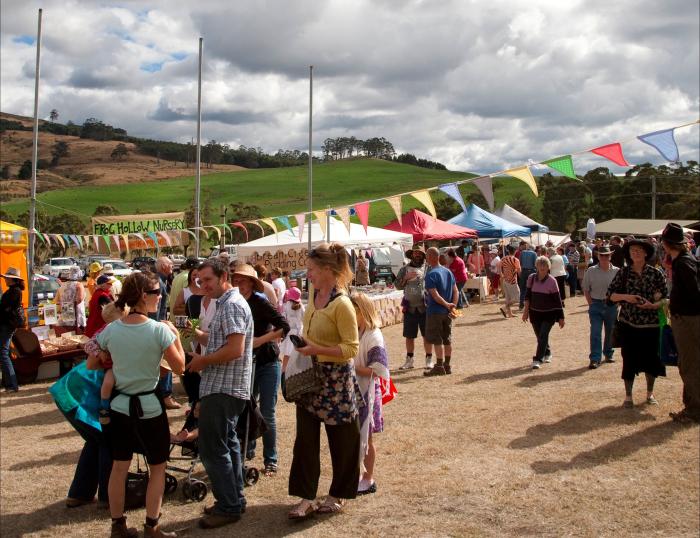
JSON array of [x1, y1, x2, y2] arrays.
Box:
[[13, 35, 36, 45], [171, 52, 188, 61], [141, 61, 164, 73]]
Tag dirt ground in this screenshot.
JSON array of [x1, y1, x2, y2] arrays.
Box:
[[1, 295, 698, 537]]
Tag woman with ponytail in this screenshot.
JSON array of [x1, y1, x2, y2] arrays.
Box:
[[87, 271, 185, 538], [287, 242, 361, 519]]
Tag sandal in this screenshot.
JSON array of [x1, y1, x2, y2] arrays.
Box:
[[263, 463, 277, 477], [288, 500, 316, 520], [317, 496, 345, 514], [499, 308, 507, 319]]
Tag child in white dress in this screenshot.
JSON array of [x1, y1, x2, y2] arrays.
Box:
[[280, 287, 305, 371]]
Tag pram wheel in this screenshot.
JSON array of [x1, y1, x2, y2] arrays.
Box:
[[190, 480, 208, 502], [244, 467, 259, 487], [164, 473, 178, 495]]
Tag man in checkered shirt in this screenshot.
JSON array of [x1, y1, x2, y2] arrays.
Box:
[[187, 258, 254, 529]]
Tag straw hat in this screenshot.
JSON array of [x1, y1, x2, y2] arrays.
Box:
[[405, 244, 426, 259], [231, 263, 264, 292], [0, 266, 24, 280], [89, 261, 103, 274]]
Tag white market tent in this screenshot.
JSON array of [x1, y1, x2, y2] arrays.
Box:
[[495, 204, 548, 232], [237, 218, 413, 259]]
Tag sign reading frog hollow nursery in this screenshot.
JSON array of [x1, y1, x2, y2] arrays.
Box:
[[91, 212, 187, 251]]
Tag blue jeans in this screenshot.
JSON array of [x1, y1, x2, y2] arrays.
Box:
[[519, 268, 535, 308], [247, 360, 280, 466], [157, 371, 173, 397], [588, 300, 617, 363], [456, 281, 469, 308], [0, 324, 18, 391], [63, 409, 112, 502], [199, 393, 247, 516]]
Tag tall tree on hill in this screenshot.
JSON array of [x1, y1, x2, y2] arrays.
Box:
[[18, 160, 32, 180], [110, 143, 128, 161], [93, 205, 119, 216], [49, 109, 59, 122], [50, 141, 69, 166]]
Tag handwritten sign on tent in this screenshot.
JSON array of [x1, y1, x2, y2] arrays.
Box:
[[91, 212, 187, 251]]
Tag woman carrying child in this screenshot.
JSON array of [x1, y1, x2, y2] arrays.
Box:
[[280, 286, 305, 371]]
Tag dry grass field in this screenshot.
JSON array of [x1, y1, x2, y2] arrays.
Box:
[[1, 295, 698, 537]]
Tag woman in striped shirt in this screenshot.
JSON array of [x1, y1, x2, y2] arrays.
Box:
[[522, 256, 565, 369]]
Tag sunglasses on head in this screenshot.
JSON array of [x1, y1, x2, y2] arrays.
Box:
[[144, 288, 161, 295]]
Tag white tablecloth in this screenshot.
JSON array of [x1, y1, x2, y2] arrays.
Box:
[[353, 289, 404, 327], [464, 277, 489, 301]]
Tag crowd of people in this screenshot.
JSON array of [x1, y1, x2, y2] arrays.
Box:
[[1, 221, 698, 536]]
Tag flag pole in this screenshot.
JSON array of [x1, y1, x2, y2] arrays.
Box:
[[194, 37, 203, 257], [307, 65, 313, 255], [27, 8, 43, 307]]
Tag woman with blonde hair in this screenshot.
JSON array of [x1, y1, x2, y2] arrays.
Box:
[[349, 292, 390, 496], [286, 242, 360, 519]]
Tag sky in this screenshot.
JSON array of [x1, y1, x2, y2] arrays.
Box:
[[1, 0, 699, 174]]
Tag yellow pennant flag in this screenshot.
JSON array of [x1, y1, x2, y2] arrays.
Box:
[[206, 225, 222, 241], [313, 210, 327, 238], [410, 190, 436, 218], [335, 207, 351, 233], [504, 166, 538, 197], [386, 195, 402, 222], [53, 234, 66, 249], [260, 218, 277, 234]]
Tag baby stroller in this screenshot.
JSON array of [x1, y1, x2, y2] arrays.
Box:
[[165, 358, 267, 502]]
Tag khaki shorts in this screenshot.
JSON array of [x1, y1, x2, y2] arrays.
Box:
[[503, 281, 520, 306], [425, 313, 452, 345]]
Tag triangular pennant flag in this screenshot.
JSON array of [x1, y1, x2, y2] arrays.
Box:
[[638, 128, 679, 162], [35, 231, 46, 245], [260, 218, 277, 235], [295, 213, 306, 242], [503, 166, 538, 197], [313, 210, 327, 239], [147, 232, 160, 251], [335, 207, 351, 234], [438, 183, 466, 212], [192, 226, 211, 240], [385, 196, 403, 222], [122, 234, 130, 257], [410, 190, 436, 218], [590, 142, 630, 167], [70, 235, 82, 250], [112, 234, 121, 252], [277, 216, 293, 234], [220, 223, 232, 244], [157, 231, 172, 247], [180, 229, 197, 245], [54, 234, 66, 249], [245, 220, 265, 236], [542, 155, 578, 180], [472, 176, 496, 210], [354, 202, 370, 234], [231, 222, 249, 242], [102, 235, 111, 250], [205, 226, 221, 241], [92, 235, 99, 251]]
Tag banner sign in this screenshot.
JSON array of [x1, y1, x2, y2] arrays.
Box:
[[245, 248, 311, 271], [91, 212, 186, 236]]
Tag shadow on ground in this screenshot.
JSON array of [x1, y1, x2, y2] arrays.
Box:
[[0, 392, 54, 408], [459, 366, 531, 384], [0, 408, 64, 428], [516, 366, 590, 388], [10, 448, 83, 471]]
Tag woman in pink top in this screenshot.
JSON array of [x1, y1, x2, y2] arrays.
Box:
[[446, 248, 469, 308]]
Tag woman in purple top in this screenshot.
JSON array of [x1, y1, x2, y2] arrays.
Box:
[[522, 256, 565, 369]]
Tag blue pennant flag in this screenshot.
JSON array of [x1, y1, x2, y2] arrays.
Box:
[[277, 216, 293, 234], [438, 183, 466, 212], [637, 128, 679, 162]]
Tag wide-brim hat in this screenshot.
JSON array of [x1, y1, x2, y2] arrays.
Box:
[[660, 222, 688, 245], [231, 263, 264, 292], [102, 264, 114, 274], [597, 245, 612, 255], [623, 238, 655, 261], [1, 266, 24, 280], [405, 245, 426, 259], [89, 261, 103, 273]]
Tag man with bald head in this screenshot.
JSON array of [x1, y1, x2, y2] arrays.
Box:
[[423, 247, 458, 376]]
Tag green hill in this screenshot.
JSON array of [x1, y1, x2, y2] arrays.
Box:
[[1, 158, 540, 227]]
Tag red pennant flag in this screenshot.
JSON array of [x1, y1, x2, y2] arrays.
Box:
[[379, 377, 398, 405], [354, 202, 370, 234], [590, 143, 630, 167], [232, 221, 248, 242]]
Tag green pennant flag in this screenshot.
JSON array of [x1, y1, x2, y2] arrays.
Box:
[[543, 155, 578, 180]]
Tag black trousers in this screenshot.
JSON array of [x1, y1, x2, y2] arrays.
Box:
[[288, 406, 360, 501], [530, 314, 555, 362]]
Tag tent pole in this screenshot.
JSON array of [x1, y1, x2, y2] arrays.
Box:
[[27, 8, 42, 307], [307, 65, 313, 254], [194, 37, 203, 257]]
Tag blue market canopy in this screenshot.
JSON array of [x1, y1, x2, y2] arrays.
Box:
[[447, 204, 531, 238], [495, 204, 549, 232]]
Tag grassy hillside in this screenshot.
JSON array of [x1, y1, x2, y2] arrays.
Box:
[[2, 158, 541, 228]]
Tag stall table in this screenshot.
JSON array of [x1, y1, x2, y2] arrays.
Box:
[[464, 276, 489, 302], [350, 288, 404, 328], [11, 329, 86, 383]]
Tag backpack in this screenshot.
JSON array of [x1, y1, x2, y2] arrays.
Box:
[[402, 268, 426, 308]]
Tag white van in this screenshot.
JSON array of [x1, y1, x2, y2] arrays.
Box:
[[209, 245, 238, 259]]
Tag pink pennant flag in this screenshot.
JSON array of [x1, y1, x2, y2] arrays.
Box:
[[355, 202, 370, 234], [232, 222, 249, 242], [295, 213, 306, 242], [157, 231, 172, 247], [590, 143, 630, 167], [92, 235, 100, 251], [112, 234, 121, 252]]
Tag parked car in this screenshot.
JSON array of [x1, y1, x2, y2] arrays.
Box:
[[31, 274, 61, 304], [102, 259, 137, 278], [42, 257, 82, 279], [168, 254, 186, 271], [209, 245, 238, 259], [77, 254, 111, 273], [131, 256, 156, 271]]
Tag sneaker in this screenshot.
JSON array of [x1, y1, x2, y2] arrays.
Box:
[[531, 360, 541, 370], [424, 357, 434, 370], [398, 357, 414, 370], [543, 354, 552, 363], [646, 396, 659, 406], [588, 361, 600, 370], [443, 364, 452, 375], [423, 364, 446, 376]]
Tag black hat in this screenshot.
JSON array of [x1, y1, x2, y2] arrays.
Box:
[[597, 245, 612, 255], [660, 223, 688, 245], [183, 256, 199, 269], [405, 245, 426, 259], [623, 238, 655, 261]]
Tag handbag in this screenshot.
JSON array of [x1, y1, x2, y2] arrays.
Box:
[[658, 303, 678, 367], [283, 348, 322, 402]]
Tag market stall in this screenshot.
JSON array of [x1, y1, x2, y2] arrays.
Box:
[[350, 286, 404, 327], [0, 220, 29, 308], [384, 209, 477, 242]]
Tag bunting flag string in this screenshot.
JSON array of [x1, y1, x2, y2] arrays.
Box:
[[157, 231, 172, 247], [542, 155, 579, 180], [112, 234, 121, 252], [277, 216, 293, 234], [313, 210, 328, 239], [205, 226, 221, 241], [244, 220, 266, 237], [438, 183, 466, 212], [231, 222, 249, 242], [502, 166, 538, 197], [335, 207, 352, 234], [180, 229, 198, 244], [147, 232, 160, 252], [295, 213, 306, 242], [260, 218, 277, 235], [93, 235, 100, 251], [385, 196, 403, 222], [637, 128, 679, 162], [590, 143, 629, 167], [35, 232, 46, 245], [410, 190, 437, 218], [354, 202, 370, 234], [54, 234, 66, 249], [472, 176, 495, 211]]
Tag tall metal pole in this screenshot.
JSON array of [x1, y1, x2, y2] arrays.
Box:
[[28, 8, 43, 307], [307, 66, 313, 254], [651, 175, 656, 219], [194, 37, 203, 256]]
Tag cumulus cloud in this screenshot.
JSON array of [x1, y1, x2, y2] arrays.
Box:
[[0, 0, 698, 174]]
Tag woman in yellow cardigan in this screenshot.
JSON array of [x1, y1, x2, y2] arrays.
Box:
[[287, 242, 360, 519]]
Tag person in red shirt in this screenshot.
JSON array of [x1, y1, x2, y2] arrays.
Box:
[[446, 248, 469, 308], [84, 275, 116, 337]]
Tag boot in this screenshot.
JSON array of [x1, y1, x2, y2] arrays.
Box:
[[144, 523, 177, 537], [110, 517, 138, 538], [398, 356, 414, 370]]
